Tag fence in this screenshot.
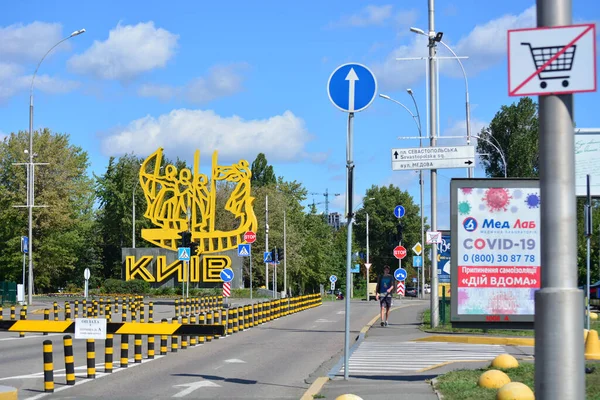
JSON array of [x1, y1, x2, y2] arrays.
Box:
[[0, 281, 16, 305]]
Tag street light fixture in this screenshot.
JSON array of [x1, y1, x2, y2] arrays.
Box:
[[410, 26, 473, 178], [26, 28, 85, 304], [380, 92, 426, 298], [472, 134, 508, 178]]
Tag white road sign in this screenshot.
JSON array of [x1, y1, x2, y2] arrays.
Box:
[[391, 146, 475, 171], [75, 318, 107, 340], [508, 24, 597, 97]]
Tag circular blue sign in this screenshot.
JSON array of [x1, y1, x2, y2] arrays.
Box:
[[463, 217, 478, 232], [220, 268, 234, 283], [329, 275, 338, 283], [394, 205, 405, 218], [394, 268, 407, 281], [327, 63, 377, 113]]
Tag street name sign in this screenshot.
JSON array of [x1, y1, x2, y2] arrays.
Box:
[[391, 146, 475, 171], [508, 23, 596, 96], [328, 63, 377, 113]]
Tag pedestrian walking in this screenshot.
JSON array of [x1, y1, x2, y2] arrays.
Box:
[[375, 265, 395, 326]]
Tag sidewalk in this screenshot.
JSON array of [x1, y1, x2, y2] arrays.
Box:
[[306, 300, 534, 400]]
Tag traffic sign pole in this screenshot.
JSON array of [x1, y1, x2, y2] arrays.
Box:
[[535, 0, 584, 398]]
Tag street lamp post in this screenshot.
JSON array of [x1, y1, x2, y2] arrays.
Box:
[[26, 28, 85, 305], [472, 134, 508, 178], [366, 212, 370, 302], [379, 92, 425, 298], [410, 27, 472, 178]]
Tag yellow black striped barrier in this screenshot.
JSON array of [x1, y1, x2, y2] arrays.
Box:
[[105, 332, 114, 373], [86, 339, 95, 378], [148, 333, 155, 359], [43, 340, 54, 393], [160, 319, 168, 355], [120, 333, 129, 368], [181, 317, 188, 349], [43, 309, 49, 336], [63, 335, 75, 385], [170, 317, 178, 353]]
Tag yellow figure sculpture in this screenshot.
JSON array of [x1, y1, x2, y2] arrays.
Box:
[[139, 148, 258, 253]]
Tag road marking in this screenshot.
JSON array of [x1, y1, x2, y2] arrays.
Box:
[[315, 319, 335, 323], [0, 333, 62, 342], [224, 359, 246, 363], [300, 376, 329, 400], [173, 380, 220, 397], [339, 341, 506, 375]]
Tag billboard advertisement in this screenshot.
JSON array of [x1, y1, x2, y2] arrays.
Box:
[[437, 231, 451, 283], [451, 179, 540, 329]]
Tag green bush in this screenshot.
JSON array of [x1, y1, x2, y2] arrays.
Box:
[[152, 286, 176, 296], [123, 279, 150, 294], [102, 279, 125, 294]]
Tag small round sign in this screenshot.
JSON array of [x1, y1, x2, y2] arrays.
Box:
[[329, 275, 338, 283], [394, 268, 407, 281], [244, 231, 256, 244], [220, 268, 234, 283], [394, 205, 405, 218], [393, 245, 407, 260], [84, 268, 91, 280]]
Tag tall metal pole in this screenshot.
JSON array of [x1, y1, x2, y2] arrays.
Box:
[[366, 213, 369, 302], [343, 112, 354, 380], [284, 209, 287, 297], [428, 0, 439, 328], [535, 1, 584, 398], [265, 195, 269, 293], [28, 94, 33, 305], [132, 188, 136, 248]]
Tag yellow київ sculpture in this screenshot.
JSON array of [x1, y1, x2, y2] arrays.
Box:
[[139, 148, 258, 254]]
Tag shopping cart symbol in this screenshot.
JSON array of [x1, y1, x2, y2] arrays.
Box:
[[521, 42, 577, 89]]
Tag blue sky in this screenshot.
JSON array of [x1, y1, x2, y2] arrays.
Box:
[[1, 0, 599, 230]]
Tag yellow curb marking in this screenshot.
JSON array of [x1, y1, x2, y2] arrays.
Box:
[[300, 377, 329, 400], [417, 359, 489, 373], [414, 335, 534, 347]]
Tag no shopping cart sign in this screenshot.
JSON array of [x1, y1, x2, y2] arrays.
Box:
[[508, 23, 596, 96]]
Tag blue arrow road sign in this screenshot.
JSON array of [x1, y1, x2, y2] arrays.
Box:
[[394, 205, 405, 218], [328, 63, 377, 113], [220, 268, 234, 283], [329, 275, 337, 283], [21, 236, 28, 254], [238, 244, 251, 257], [394, 268, 407, 281], [178, 247, 190, 261], [263, 252, 272, 263], [413, 256, 423, 268]]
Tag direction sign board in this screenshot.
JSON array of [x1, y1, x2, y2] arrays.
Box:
[[412, 242, 422, 255], [328, 63, 377, 113], [394, 268, 407, 281], [220, 268, 234, 283], [413, 256, 423, 268], [394, 205, 405, 218], [238, 244, 251, 257], [243, 231, 256, 244], [393, 245, 407, 260], [178, 247, 191, 261], [392, 146, 475, 171], [508, 24, 597, 97], [329, 275, 337, 283]]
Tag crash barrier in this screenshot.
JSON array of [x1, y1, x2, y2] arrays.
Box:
[[0, 294, 321, 391]]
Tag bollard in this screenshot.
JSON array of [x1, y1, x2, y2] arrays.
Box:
[[232, 308, 239, 333], [42, 309, 50, 336], [181, 317, 189, 349], [131, 306, 137, 323], [120, 333, 129, 368], [134, 334, 142, 363], [0, 305, 2, 320], [200, 297, 206, 312], [224, 309, 230, 337], [149, 302, 154, 323], [105, 305, 111, 319], [258, 303, 263, 325], [122, 303, 128, 322], [86, 339, 96, 378], [53, 302, 59, 321], [244, 305, 250, 330], [107, 298, 112, 316], [19, 306, 26, 338], [171, 317, 178, 352], [74, 300, 79, 318], [83, 299, 87, 317], [186, 298, 191, 316], [63, 301, 69, 319], [190, 315, 197, 346], [65, 304, 71, 321], [63, 335, 75, 385], [105, 333, 114, 373], [43, 340, 54, 393], [148, 334, 155, 359], [199, 313, 206, 344], [115, 296, 120, 315], [140, 302, 145, 323], [99, 298, 104, 316], [206, 312, 213, 342], [160, 319, 168, 355], [175, 299, 180, 318]]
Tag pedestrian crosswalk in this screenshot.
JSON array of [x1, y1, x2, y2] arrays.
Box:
[[339, 341, 506, 375]]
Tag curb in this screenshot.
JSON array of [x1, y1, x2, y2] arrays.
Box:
[[415, 335, 534, 346], [0, 385, 17, 400], [431, 378, 444, 400], [300, 377, 329, 400]]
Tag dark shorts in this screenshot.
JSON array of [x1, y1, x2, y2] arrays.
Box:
[[379, 294, 392, 309]]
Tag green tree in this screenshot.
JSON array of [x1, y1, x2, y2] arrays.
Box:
[[0, 129, 95, 291], [477, 97, 539, 178], [250, 153, 276, 187]]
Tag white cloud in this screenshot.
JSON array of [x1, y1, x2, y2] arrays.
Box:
[[330, 5, 394, 28], [68, 22, 178, 81], [101, 109, 324, 163], [137, 64, 247, 103], [0, 62, 79, 102], [0, 22, 66, 62], [373, 6, 536, 91]]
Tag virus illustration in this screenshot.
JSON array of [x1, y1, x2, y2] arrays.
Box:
[[482, 188, 512, 212], [479, 204, 486, 211], [525, 193, 541, 208], [512, 189, 523, 199], [460, 187, 474, 195], [458, 201, 472, 215]]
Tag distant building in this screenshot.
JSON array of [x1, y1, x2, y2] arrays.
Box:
[[328, 212, 342, 230]]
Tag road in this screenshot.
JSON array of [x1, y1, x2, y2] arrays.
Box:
[[0, 298, 383, 399]]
